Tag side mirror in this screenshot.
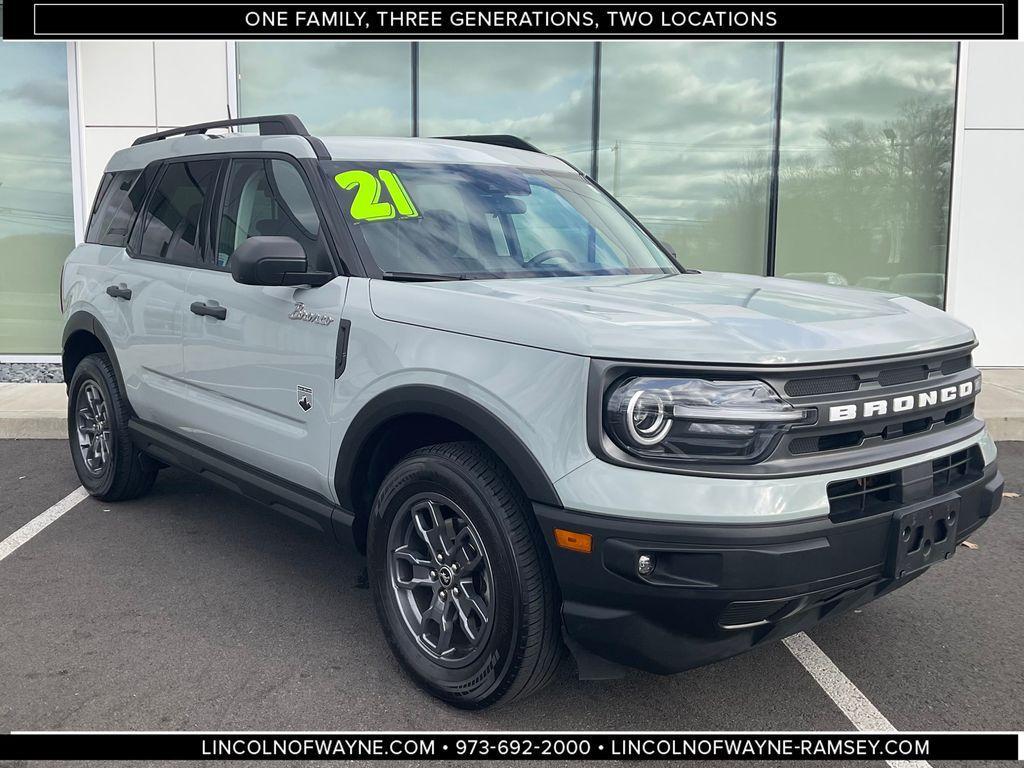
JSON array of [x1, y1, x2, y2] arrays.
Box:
[[660, 239, 677, 258], [229, 236, 332, 287]]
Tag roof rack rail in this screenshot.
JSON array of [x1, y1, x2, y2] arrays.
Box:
[[437, 135, 543, 154], [132, 114, 310, 146]]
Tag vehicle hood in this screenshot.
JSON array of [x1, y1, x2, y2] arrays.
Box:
[[369, 272, 975, 365]]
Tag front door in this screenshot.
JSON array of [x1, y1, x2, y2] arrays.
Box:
[[180, 156, 347, 498]]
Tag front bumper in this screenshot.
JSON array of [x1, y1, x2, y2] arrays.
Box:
[[534, 460, 1003, 677]]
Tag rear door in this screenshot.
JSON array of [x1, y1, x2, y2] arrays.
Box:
[[181, 155, 347, 497], [97, 159, 219, 427]]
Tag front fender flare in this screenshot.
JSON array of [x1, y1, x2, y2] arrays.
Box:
[[334, 384, 562, 510]]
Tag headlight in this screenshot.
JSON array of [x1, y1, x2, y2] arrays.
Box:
[[605, 377, 814, 464]]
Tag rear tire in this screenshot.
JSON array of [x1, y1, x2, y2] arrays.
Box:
[[368, 441, 563, 709], [67, 353, 158, 501]]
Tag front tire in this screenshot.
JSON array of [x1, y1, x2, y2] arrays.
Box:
[[67, 353, 158, 501], [368, 441, 562, 708]]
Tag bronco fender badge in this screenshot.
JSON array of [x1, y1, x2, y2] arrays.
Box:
[[289, 302, 335, 326], [297, 385, 313, 412]]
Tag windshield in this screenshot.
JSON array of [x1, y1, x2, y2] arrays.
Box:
[[321, 161, 680, 279]]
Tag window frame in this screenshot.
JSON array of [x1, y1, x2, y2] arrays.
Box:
[[86, 172, 115, 229]]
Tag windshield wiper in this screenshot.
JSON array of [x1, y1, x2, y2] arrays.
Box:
[[380, 271, 470, 282]]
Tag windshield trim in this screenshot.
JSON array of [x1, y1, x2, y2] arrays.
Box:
[[320, 161, 686, 280]]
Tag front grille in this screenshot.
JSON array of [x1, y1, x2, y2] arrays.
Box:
[[776, 347, 980, 461], [787, 402, 973, 457], [878, 365, 928, 387], [785, 374, 859, 397], [790, 431, 864, 455], [827, 446, 984, 522], [941, 356, 972, 375]]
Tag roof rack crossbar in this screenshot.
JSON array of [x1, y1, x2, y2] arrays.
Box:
[[132, 114, 310, 146], [436, 135, 544, 154]]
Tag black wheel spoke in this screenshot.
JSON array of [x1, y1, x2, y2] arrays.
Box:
[[411, 500, 446, 554], [453, 584, 489, 642], [434, 600, 456, 655], [452, 526, 484, 574], [392, 545, 433, 590]]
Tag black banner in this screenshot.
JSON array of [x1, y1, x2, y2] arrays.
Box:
[[0, 0, 1017, 40], [0, 732, 1019, 761]]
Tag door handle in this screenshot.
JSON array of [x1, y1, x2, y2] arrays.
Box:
[[105, 285, 132, 301], [190, 301, 227, 320]]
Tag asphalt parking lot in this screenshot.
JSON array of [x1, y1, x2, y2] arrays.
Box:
[[1, 440, 1021, 759]]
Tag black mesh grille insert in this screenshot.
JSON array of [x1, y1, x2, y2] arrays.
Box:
[[790, 431, 863, 455], [878, 365, 928, 386], [941, 355, 972, 375], [785, 375, 859, 397]]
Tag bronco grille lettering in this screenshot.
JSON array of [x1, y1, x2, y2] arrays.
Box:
[[827, 379, 977, 424]]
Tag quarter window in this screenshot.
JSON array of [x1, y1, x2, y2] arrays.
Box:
[[135, 160, 219, 264], [86, 169, 146, 247]]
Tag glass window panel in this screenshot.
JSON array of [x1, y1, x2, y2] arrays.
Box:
[[87, 170, 141, 246], [236, 42, 412, 136], [775, 43, 958, 308], [136, 160, 219, 265], [99, 168, 152, 248], [323, 161, 674, 278], [598, 42, 778, 275], [216, 158, 329, 271], [0, 12, 75, 354], [418, 43, 594, 174]]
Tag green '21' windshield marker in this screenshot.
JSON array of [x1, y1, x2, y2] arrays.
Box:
[[334, 169, 420, 221], [378, 170, 419, 217]]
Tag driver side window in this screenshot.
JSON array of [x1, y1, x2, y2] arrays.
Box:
[[214, 158, 329, 271]]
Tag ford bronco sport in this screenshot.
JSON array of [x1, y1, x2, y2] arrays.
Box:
[[61, 114, 1004, 709]]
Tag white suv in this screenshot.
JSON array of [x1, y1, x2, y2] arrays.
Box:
[[61, 115, 1003, 708]]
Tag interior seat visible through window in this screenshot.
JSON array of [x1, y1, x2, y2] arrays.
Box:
[[216, 158, 330, 272]]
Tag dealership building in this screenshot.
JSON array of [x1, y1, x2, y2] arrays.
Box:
[[0, 32, 1021, 365]]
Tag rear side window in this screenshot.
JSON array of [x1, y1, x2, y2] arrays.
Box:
[[134, 160, 220, 264], [86, 170, 143, 246]]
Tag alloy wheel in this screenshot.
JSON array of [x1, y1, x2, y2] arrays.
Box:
[[75, 380, 112, 476], [387, 492, 494, 665]]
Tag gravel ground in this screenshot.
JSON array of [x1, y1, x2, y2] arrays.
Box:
[[0, 363, 64, 383]]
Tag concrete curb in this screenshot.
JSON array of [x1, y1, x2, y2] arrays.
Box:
[[0, 383, 67, 440], [1, 377, 1022, 441], [0, 414, 66, 440]]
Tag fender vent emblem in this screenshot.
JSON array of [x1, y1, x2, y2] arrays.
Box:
[[297, 385, 313, 412]]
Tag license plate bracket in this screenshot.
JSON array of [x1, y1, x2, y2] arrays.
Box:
[[886, 496, 960, 580]]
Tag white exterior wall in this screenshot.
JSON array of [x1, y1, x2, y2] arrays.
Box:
[[946, 40, 1024, 367], [72, 40, 234, 218]]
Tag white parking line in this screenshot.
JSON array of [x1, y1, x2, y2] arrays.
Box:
[[0, 486, 89, 563], [784, 631, 933, 768]]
